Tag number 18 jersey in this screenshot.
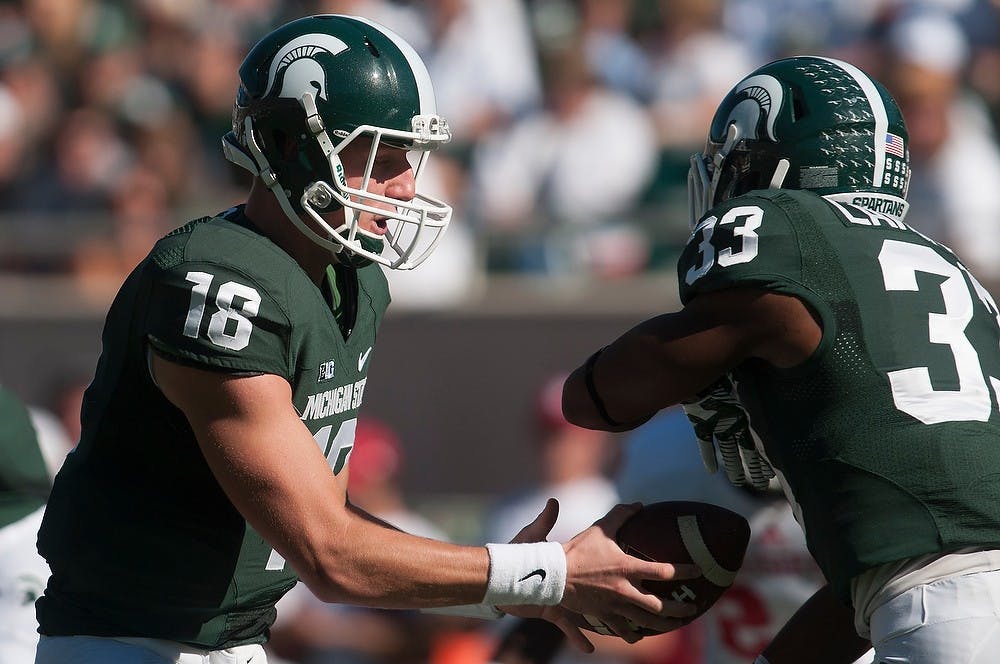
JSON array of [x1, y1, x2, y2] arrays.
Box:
[[37, 207, 390, 648], [677, 189, 1000, 602]]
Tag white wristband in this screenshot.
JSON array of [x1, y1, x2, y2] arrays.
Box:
[[484, 542, 566, 606]]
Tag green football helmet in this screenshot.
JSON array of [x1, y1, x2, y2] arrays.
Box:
[[689, 56, 911, 227], [222, 14, 452, 269]]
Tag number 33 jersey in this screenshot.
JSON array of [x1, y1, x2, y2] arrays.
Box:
[[37, 207, 390, 648], [677, 189, 1000, 602]]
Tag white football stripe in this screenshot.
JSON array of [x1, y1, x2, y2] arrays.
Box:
[[345, 15, 437, 115], [819, 57, 888, 188], [678, 515, 738, 587]]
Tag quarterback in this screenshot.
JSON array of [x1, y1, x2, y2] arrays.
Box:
[[34, 15, 698, 664], [564, 56, 1000, 664]]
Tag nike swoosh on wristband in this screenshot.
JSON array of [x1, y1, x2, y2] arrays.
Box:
[[358, 346, 372, 371], [517, 569, 546, 583]]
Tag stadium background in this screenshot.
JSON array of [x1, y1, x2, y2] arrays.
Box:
[[2, 0, 999, 537]]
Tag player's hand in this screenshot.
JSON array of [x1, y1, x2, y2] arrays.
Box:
[[558, 503, 701, 642], [681, 375, 775, 490], [501, 604, 597, 653], [508, 497, 560, 546], [500, 499, 597, 652]]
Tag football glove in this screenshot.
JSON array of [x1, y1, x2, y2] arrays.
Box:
[[681, 375, 775, 490]]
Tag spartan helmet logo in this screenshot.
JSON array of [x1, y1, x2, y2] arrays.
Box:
[[722, 74, 784, 143], [262, 34, 350, 101]]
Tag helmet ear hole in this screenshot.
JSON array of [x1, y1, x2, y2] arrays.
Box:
[[270, 129, 301, 162]]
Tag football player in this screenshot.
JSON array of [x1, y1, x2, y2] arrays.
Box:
[[563, 55, 1000, 664], [34, 14, 699, 664]]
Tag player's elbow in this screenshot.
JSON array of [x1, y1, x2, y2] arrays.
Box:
[[291, 536, 383, 605], [293, 554, 360, 604], [562, 370, 648, 432], [561, 370, 593, 427], [298, 568, 353, 604]]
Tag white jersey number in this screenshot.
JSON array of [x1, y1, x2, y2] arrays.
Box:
[[877, 240, 996, 424], [182, 271, 261, 351], [686, 206, 763, 285]]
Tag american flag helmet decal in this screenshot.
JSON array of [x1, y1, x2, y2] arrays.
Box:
[[885, 133, 905, 157]]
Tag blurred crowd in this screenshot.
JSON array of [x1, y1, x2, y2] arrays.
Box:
[[1, 0, 1000, 305], [4, 2, 999, 661], [3, 1, 1000, 661]]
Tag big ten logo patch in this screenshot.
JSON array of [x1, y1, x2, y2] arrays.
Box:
[[318, 359, 336, 382]]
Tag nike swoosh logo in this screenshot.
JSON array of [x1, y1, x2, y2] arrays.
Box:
[[358, 347, 372, 371], [518, 568, 546, 583]]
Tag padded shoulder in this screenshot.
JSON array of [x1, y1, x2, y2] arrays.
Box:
[[145, 217, 310, 377], [677, 190, 831, 306]]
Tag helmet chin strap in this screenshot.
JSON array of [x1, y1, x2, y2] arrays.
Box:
[[769, 159, 791, 189], [239, 116, 350, 257], [299, 91, 362, 253], [300, 91, 391, 267], [689, 123, 743, 227], [712, 123, 740, 196]]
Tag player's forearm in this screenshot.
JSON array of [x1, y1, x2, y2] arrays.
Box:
[[564, 289, 821, 433], [563, 310, 746, 431], [562, 337, 718, 432], [760, 583, 871, 664], [562, 336, 682, 432], [161, 366, 497, 609], [299, 511, 491, 607], [297, 503, 569, 612], [562, 357, 653, 432]]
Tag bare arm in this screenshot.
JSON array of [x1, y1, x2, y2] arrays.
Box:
[[150, 353, 700, 637], [563, 287, 822, 431], [151, 353, 487, 608]]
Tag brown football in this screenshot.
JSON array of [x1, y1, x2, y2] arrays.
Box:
[[578, 500, 751, 637]]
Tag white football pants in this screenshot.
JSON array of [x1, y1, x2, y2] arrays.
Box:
[[870, 569, 1000, 663], [35, 635, 266, 664]]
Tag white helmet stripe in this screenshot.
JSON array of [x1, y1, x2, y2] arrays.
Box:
[[345, 15, 436, 115], [818, 57, 888, 188]]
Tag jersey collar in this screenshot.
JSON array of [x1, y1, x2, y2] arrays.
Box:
[[823, 192, 909, 227]]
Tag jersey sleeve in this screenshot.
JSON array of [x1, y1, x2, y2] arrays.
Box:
[[677, 194, 811, 306], [144, 259, 293, 378]]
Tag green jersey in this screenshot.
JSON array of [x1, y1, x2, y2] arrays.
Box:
[[0, 385, 49, 528], [677, 189, 1000, 602], [37, 206, 390, 648]]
